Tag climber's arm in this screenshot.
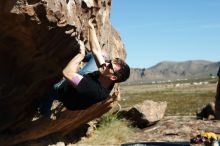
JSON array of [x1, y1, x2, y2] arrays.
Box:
[[62, 40, 85, 87], [88, 20, 105, 68]]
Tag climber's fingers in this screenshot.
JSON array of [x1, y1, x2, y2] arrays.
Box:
[[112, 91, 119, 98], [88, 19, 95, 29]]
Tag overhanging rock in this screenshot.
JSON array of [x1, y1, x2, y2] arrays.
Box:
[[0, 0, 126, 145]]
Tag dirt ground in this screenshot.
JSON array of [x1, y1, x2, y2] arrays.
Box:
[[125, 116, 220, 145]]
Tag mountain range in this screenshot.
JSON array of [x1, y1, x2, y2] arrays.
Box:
[[126, 60, 220, 83]]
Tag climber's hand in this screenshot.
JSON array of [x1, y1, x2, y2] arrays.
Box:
[[88, 19, 95, 30], [78, 40, 86, 56]]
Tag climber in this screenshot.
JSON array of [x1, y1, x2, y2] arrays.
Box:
[[37, 19, 130, 116]]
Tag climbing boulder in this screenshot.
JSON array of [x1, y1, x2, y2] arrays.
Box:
[[0, 0, 126, 145]]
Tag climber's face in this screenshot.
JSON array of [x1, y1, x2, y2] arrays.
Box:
[[100, 59, 121, 81]]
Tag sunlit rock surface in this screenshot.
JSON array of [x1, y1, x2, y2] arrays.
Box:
[[120, 100, 167, 128]]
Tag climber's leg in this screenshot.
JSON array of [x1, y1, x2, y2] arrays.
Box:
[[38, 87, 59, 117], [78, 52, 98, 75]]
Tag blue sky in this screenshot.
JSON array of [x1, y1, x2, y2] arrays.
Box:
[[110, 0, 220, 68]]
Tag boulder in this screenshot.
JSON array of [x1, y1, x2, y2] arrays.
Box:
[[120, 100, 167, 128], [196, 102, 215, 120], [0, 0, 125, 145]]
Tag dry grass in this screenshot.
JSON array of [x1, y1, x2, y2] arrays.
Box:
[[76, 113, 136, 145], [120, 79, 218, 116]]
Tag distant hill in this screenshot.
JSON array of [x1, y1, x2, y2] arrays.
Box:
[[126, 60, 220, 83]]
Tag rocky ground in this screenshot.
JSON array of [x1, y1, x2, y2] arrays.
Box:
[[124, 116, 220, 146], [25, 116, 220, 146]]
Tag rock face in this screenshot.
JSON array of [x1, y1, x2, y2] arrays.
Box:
[[0, 0, 126, 145]]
